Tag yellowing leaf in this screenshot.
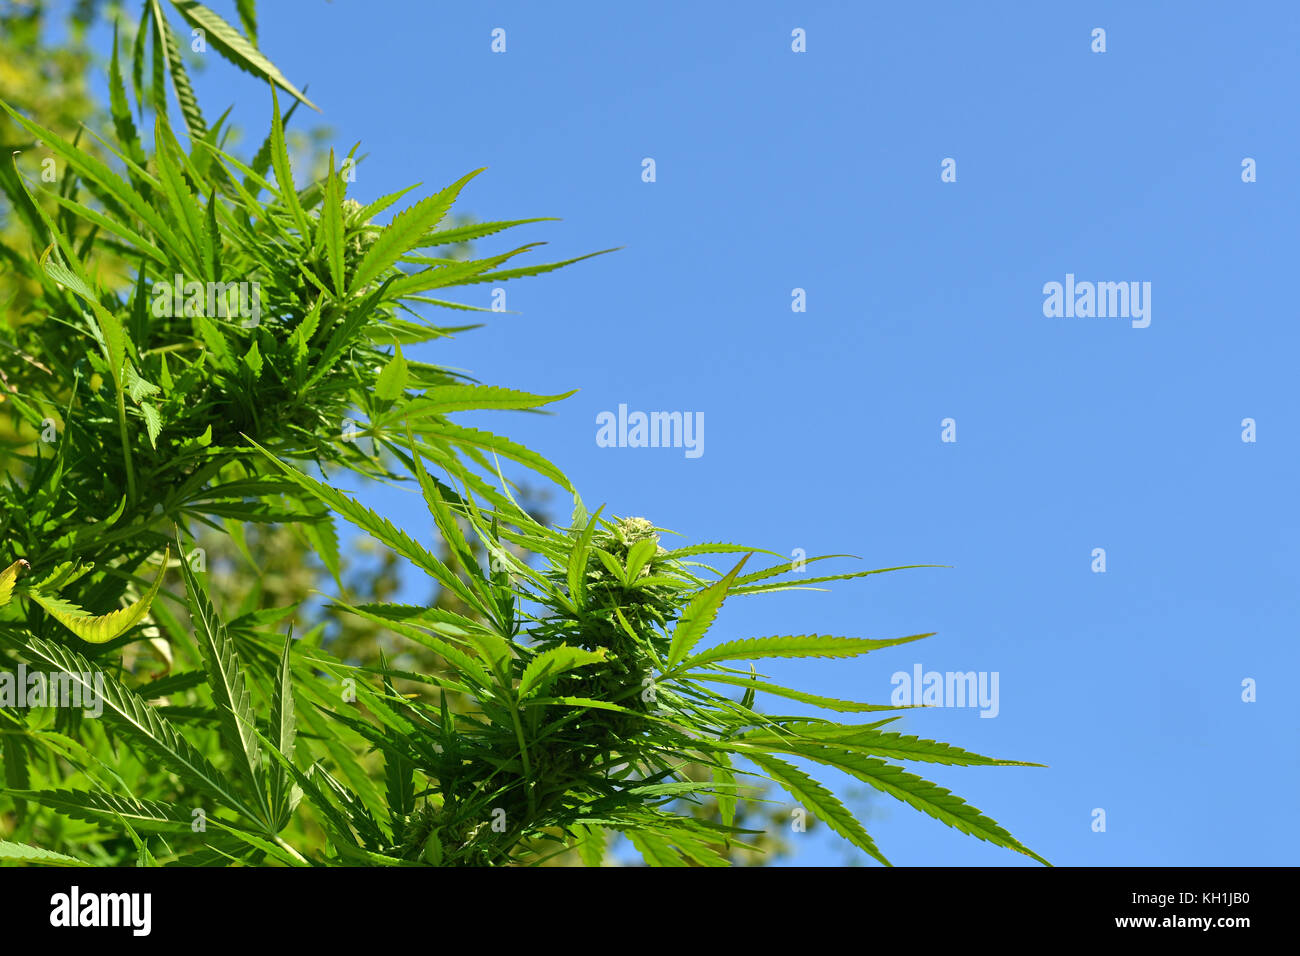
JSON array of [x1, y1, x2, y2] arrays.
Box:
[[28, 547, 170, 644], [0, 559, 30, 607]]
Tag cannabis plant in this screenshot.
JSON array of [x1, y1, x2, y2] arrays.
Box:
[[0, 1, 1046, 867]]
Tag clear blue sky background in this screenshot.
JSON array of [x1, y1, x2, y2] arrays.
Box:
[[74, 0, 1300, 865]]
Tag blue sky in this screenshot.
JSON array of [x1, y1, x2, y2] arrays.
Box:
[[75, 0, 1300, 865]]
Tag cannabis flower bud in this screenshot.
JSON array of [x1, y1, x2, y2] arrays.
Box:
[[340, 197, 363, 220], [612, 517, 658, 550]]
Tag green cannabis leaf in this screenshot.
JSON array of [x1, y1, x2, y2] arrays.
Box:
[[0, 1, 1045, 869]]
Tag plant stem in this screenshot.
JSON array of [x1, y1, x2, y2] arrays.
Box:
[[275, 835, 310, 866], [115, 386, 136, 502], [508, 696, 537, 819]]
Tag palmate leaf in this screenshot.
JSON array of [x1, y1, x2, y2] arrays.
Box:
[[411, 421, 572, 490], [152, 114, 208, 273], [451, 247, 619, 287], [149, 3, 167, 117], [272, 636, 298, 760], [620, 540, 658, 585], [574, 824, 606, 867], [517, 645, 608, 699], [377, 385, 575, 424], [241, 88, 304, 194], [330, 601, 493, 692], [139, 402, 163, 448], [739, 728, 1047, 769], [391, 242, 546, 296], [27, 546, 169, 644], [242, 340, 263, 378], [257, 744, 360, 851], [169, 1, 317, 110], [691, 673, 903, 713], [566, 506, 605, 610], [0, 559, 29, 607], [320, 148, 346, 296], [680, 632, 931, 671], [731, 564, 943, 596], [310, 759, 388, 851], [41, 258, 128, 387], [31, 560, 97, 594], [659, 541, 782, 561], [373, 669, 416, 830], [402, 429, 503, 626], [354, 184, 420, 224], [664, 554, 749, 671], [124, 363, 161, 401], [203, 818, 308, 867], [0, 841, 91, 867], [151, 0, 206, 138], [131, 0, 150, 107], [0, 100, 197, 271], [308, 730, 395, 848], [769, 743, 1049, 865], [9, 141, 89, 281], [38, 241, 143, 495], [234, 0, 257, 43], [713, 756, 738, 827], [414, 217, 559, 247], [625, 780, 747, 801], [523, 695, 680, 727], [49, 191, 168, 266], [108, 23, 146, 168], [394, 296, 494, 315], [644, 827, 731, 867], [348, 168, 484, 295], [300, 277, 397, 391], [268, 632, 299, 830], [2, 733, 30, 825], [177, 538, 269, 824], [245, 439, 483, 612], [746, 752, 891, 867], [627, 829, 687, 867], [339, 601, 493, 638], [0, 157, 45, 248], [374, 343, 409, 401], [7, 789, 195, 832], [9, 637, 264, 825], [268, 87, 311, 238]]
